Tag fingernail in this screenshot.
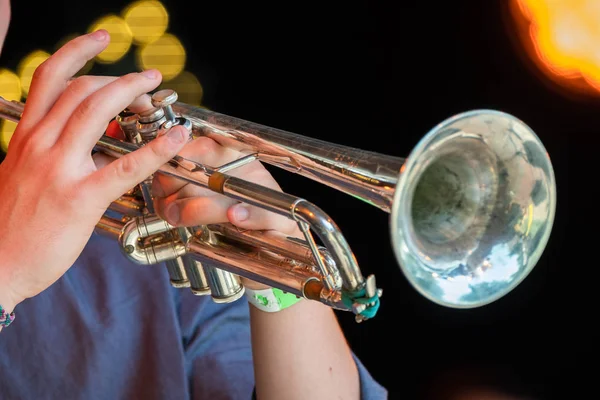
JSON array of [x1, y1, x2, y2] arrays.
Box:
[[89, 29, 108, 41], [165, 204, 180, 225], [141, 69, 160, 79], [234, 204, 249, 221], [166, 127, 187, 144]]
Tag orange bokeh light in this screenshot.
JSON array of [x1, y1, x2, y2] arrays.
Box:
[[511, 0, 600, 94]]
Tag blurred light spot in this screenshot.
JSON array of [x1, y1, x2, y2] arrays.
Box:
[[137, 33, 186, 81], [55, 34, 95, 75], [88, 15, 133, 63], [0, 120, 17, 152], [0, 69, 22, 101], [123, 0, 169, 44], [157, 70, 203, 105], [512, 0, 600, 93], [17, 50, 51, 97]]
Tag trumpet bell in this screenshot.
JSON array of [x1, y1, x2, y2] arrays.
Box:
[[391, 110, 556, 308]]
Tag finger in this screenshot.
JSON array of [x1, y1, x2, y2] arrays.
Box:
[[57, 69, 162, 153], [155, 192, 298, 236], [95, 93, 154, 161], [20, 76, 118, 147], [103, 93, 153, 140], [20, 30, 110, 128], [152, 136, 231, 198], [82, 125, 188, 206], [227, 203, 299, 235], [122, 93, 153, 114], [156, 195, 235, 227]]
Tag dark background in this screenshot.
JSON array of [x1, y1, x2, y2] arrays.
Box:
[[0, 1, 591, 398]]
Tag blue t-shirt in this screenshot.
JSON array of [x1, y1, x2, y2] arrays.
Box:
[[0, 233, 387, 399]]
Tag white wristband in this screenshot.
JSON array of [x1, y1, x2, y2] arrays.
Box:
[[245, 287, 302, 312]]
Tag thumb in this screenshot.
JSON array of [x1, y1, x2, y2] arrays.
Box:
[[84, 125, 189, 204]]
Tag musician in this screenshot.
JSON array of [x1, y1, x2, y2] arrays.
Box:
[[0, 1, 386, 399]]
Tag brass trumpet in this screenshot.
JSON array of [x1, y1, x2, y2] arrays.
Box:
[[0, 90, 556, 322]]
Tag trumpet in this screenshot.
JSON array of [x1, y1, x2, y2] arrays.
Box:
[[0, 90, 556, 322]]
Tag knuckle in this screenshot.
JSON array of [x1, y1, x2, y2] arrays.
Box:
[[115, 154, 141, 178], [74, 75, 94, 90], [31, 60, 51, 82], [73, 96, 95, 121], [120, 72, 142, 87], [19, 136, 40, 155], [66, 76, 92, 97], [148, 140, 171, 159]]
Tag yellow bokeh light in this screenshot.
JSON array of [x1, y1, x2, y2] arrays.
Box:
[[123, 0, 169, 45], [55, 34, 95, 76], [157, 70, 203, 106], [0, 120, 17, 152], [88, 15, 133, 64], [0, 69, 22, 101], [137, 33, 186, 81], [17, 50, 51, 97]]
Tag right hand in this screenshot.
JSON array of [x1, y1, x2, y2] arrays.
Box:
[[0, 30, 188, 313]]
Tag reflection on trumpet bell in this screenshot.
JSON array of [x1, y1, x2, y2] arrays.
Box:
[[0, 89, 556, 319], [392, 110, 556, 308]]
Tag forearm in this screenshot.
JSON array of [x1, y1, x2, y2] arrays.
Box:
[[249, 299, 360, 400]]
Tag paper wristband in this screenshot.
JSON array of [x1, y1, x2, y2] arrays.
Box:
[[245, 287, 302, 312]]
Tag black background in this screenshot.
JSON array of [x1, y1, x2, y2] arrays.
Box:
[[0, 1, 592, 398]]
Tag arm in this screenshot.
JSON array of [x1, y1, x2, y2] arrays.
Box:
[[177, 278, 387, 400], [152, 137, 387, 400], [248, 294, 360, 400]]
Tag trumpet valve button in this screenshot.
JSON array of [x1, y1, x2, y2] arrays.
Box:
[[152, 89, 178, 123]]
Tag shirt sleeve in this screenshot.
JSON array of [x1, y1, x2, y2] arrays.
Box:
[[178, 291, 387, 400]]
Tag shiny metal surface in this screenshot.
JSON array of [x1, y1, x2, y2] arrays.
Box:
[[165, 258, 190, 288], [0, 92, 557, 317], [391, 110, 556, 307], [174, 102, 405, 213], [94, 135, 368, 294], [203, 265, 245, 303], [0, 96, 22, 122], [151, 89, 178, 123]]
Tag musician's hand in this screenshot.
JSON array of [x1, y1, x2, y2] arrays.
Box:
[[149, 134, 303, 289], [0, 31, 188, 314]]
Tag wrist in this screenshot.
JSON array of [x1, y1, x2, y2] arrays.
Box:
[[0, 288, 19, 315], [0, 286, 18, 329], [245, 286, 302, 313], [0, 263, 22, 315]]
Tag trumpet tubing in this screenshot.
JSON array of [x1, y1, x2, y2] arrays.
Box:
[[0, 88, 557, 321]]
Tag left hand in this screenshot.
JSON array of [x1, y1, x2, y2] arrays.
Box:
[[101, 95, 303, 289]]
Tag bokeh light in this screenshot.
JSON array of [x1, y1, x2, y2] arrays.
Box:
[[137, 33, 186, 80], [0, 69, 21, 101], [123, 0, 169, 45], [2, 0, 206, 157], [0, 120, 17, 153], [511, 0, 600, 94], [88, 15, 133, 63], [17, 50, 51, 97], [157, 70, 203, 105]]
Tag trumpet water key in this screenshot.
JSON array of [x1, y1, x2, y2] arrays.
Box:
[[0, 90, 557, 322]]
